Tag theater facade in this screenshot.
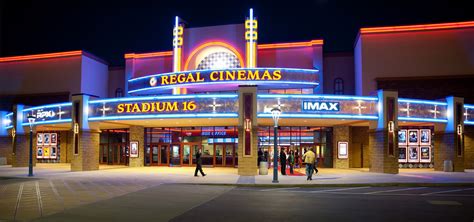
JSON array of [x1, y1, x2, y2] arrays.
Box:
[[1, 10, 473, 175]]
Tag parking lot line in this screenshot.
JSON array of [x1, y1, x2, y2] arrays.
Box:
[[364, 187, 427, 194], [421, 187, 474, 196], [310, 186, 370, 193], [260, 187, 300, 192]]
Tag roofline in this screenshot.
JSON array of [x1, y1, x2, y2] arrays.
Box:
[[360, 20, 474, 34], [0, 50, 109, 65]]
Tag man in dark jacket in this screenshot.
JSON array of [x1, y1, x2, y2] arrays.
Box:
[[280, 148, 287, 175], [194, 149, 206, 177]]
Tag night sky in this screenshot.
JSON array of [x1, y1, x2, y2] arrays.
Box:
[[1, 0, 473, 66]]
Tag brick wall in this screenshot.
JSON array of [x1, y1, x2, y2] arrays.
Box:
[[369, 130, 399, 174], [237, 127, 258, 176], [0, 136, 12, 164], [12, 133, 37, 167], [59, 131, 71, 163], [434, 132, 465, 172], [351, 126, 370, 168], [333, 126, 350, 168], [71, 130, 100, 171], [129, 126, 144, 167], [465, 126, 474, 169]]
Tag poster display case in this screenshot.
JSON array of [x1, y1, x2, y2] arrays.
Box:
[[398, 130, 407, 145], [408, 146, 419, 163], [408, 129, 419, 145], [398, 146, 407, 163]]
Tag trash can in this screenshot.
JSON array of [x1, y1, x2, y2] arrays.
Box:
[[259, 161, 269, 175], [443, 160, 453, 172]]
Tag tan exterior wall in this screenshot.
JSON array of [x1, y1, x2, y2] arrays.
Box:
[[333, 126, 350, 168], [71, 130, 100, 171], [129, 126, 144, 167]]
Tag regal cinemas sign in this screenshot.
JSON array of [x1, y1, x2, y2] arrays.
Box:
[[150, 69, 282, 87]]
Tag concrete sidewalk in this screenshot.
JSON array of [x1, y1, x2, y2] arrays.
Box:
[[1, 164, 474, 186]]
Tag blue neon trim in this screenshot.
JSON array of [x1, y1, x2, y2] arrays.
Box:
[[128, 81, 319, 94], [88, 113, 238, 121], [257, 94, 378, 101], [5, 126, 13, 129], [89, 94, 239, 104], [398, 98, 447, 106], [128, 67, 320, 82], [257, 113, 378, 120], [398, 117, 447, 123], [21, 118, 72, 126], [6, 112, 13, 117], [22, 102, 72, 112], [464, 104, 474, 109], [465, 121, 474, 125]]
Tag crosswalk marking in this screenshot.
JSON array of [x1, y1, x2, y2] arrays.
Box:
[[364, 187, 427, 194], [13, 183, 24, 221], [35, 182, 43, 217], [421, 187, 474, 196]]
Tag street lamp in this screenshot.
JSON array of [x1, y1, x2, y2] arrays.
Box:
[[27, 114, 36, 177], [271, 107, 281, 183]]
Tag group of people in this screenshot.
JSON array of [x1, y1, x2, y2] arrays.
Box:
[[258, 148, 319, 179]]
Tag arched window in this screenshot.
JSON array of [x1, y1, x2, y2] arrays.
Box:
[[115, 88, 123, 97], [334, 78, 344, 95]]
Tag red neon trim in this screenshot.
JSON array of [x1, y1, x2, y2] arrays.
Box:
[[124, 51, 173, 59], [0, 51, 83, 63], [258, 39, 323, 49], [361, 21, 474, 34]]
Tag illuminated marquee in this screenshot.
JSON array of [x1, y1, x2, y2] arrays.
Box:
[[128, 68, 319, 94], [302, 101, 340, 111], [21, 103, 72, 126], [117, 101, 196, 113]]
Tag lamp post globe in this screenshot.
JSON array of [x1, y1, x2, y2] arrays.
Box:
[[27, 114, 36, 177], [270, 107, 281, 183]]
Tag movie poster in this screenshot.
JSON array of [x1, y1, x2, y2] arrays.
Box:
[[420, 146, 431, 162], [408, 130, 419, 145], [398, 130, 407, 145], [43, 147, 50, 159], [51, 133, 57, 145], [420, 129, 431, 145], [37, 147, 43, 159], [398, 146, 407, 163], [408, 146, 419, 162], [43, 133, 51, 146], [130, 141, 139, 158], [37, 133, 43, 146], [50, 147, 57, 159]]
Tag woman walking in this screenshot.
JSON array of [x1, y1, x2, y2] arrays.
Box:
[[288, 150, 295, 174]]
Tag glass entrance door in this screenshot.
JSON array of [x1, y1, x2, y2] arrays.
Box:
[[215, 144, 224, 166], [159, 144, 168, 165], [224, 145, 235, 167], [183, 144, 191, 165], [170, 144, 181, 166], [151, 145, 159, 165]]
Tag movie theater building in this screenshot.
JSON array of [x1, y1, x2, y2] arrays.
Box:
[[1, 11, 473, 175]]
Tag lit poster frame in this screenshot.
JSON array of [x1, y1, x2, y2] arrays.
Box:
[[420, 146, 431, 163], [408, 146, 419, 163], [130, 141, 139, 158], [50, 147, 57, 159], [43, 133, 51, 146], [337, 141, 348, 159], [37, 133, 44, 146], [398, 129, 407, 145], [43, 147, 50, 159], [398, 146, 407, 163], [420, 129, 431, 145], [37, 147, 43, 159], [51, 133, 58, 145], [408, 129, 419, 145]]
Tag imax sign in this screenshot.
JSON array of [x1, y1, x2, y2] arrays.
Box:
[[302, 101, 340, 112]]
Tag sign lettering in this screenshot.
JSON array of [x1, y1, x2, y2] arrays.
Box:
[[302, 101, 340, 111], [117, 101, 197, 113]]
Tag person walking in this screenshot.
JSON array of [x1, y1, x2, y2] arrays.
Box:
[[302, 148, 316, 180], [194, 149, 206, 177], [280, 148, 287, 175], [313, 157, 319, 175], [288, 150, 295, 175]]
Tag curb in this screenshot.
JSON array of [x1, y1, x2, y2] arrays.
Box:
[[167, 182, 474, 188]]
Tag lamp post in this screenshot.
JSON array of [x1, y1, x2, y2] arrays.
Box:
[[27, 114, 36, 177], [271, 107, 281, 183]]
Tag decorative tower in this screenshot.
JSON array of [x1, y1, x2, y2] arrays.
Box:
[[245, 8, 257, 68], [172, 16, 186, 94]]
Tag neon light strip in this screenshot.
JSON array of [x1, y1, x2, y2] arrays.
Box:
[[5, 126, 13, 129], [22, 102, 72, 112], [398, 98, 447, 106], [398, 117, 447, 123], [6, 112, 13, 117], [258, 40, 324, 49], [124, 51, 173, 59], [129, 81, 319, 94], [258, 94, 378, 101], [464, 104, 474, 109], [361, 21, 474, 34], [465, 121, 474, 125], [249, 8, 254, 68], [89, 94, 238, 104], [128, 67, 319, 82], [173, 16, 179, 72], [258, 113, 378, 119], [89, 113, 238, 121], [21, 119, 72, 126], [0, 51, 82, 63]]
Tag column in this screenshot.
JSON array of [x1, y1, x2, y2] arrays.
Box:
[[434, 97, 464, 172], [333, 126, 350, 168], [0, 111, 12, 165], [59, 131, 72, 163], [11, 105, 38, 167], [237, 86, 258, 176], [129, 126, 144, 167], [70, 94, 100, 171], [465, 125, 474, 169], [369, 90, 399, 174]]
